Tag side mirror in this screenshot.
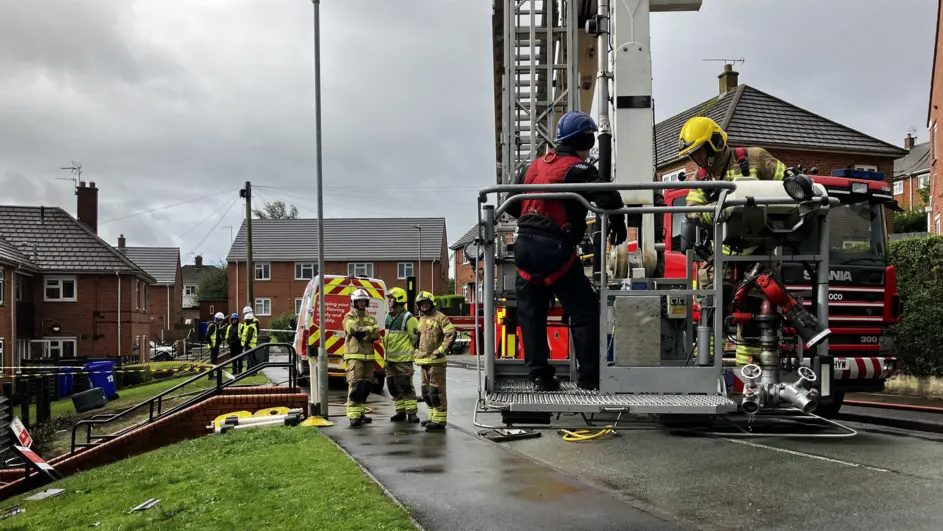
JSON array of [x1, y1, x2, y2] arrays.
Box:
[[289, 316, 298, 329]]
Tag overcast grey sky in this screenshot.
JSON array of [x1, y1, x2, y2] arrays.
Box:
[[0, 0, 936, 270]]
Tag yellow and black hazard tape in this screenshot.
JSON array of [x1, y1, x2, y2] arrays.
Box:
[[0, 362, 217, 379]]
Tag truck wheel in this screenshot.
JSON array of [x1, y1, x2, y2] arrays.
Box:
[[372, 372, 386, 394], [814, 391, 845, 419]]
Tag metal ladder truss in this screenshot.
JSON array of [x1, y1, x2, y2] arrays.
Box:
[[471, 181, 858, 438]]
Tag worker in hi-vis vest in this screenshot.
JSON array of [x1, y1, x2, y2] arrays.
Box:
[[205, 312, 224, 379], [343, 289, 382, 427], [241, 312, 259, 370], [382, 287, 421, 423], [413, 292, 456, 432], [678, 116, 787, 366]]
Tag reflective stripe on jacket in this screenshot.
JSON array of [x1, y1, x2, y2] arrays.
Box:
[[343, 309, 381, 361], [241, 321, 258, 349], [414, 310, 456, 366], [383, 310, 419, 363]]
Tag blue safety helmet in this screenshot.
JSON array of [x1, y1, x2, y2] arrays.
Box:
[[231, 313, 239, 319], [554, 111, 598, 143]]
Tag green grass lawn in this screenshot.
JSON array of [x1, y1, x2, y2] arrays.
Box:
[[31, 371, 271, 421], [3, 427, 417, 531]]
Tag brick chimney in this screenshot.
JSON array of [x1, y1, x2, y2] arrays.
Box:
[[719, 64, 739, 94], [905, 133, 916, 150], [195, 255, 203, 268], [118, 234, 126, 248], [76, 181, 99, 233]]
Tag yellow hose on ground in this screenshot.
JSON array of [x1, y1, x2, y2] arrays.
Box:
[[559, 425, 616, 442], [328, 402, 373, 413]]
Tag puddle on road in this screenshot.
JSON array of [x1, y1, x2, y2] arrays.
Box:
[[400, 466, 443, 474]]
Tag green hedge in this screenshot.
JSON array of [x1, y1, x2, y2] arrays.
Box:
[[435, 294, 466, 309], [890, 236, 943, 377]]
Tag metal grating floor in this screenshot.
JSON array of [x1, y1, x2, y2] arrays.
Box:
[[487, 379, 737, 413]]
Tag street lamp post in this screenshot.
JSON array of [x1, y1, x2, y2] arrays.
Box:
[[312, 0, 329, 419], [412, 225, 422, 293]]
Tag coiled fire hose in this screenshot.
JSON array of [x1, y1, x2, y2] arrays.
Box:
[[558, 425, 616, 442]]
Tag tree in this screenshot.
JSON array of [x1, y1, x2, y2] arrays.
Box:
[[196, 265, 228, 301], [253, 200, 299, 220]]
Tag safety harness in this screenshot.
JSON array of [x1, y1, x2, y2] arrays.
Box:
[[517, 151, 583, 287], [696, 147, 750, 181]]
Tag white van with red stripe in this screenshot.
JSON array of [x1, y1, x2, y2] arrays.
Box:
[[292, 274, 389, 393]]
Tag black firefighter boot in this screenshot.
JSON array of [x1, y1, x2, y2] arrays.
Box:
[[407, 412, 420, 423], [390, 411, 407, 422], [349, 416, 364, 427]]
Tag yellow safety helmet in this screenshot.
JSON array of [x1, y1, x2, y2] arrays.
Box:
[[678, 116, 728, 158], [387, 287, 408, 305], [416, 291, 435, 307]]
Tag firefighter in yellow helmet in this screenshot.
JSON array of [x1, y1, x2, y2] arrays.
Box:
[[343, 288, 382, 427], [414, 291, 456, 431], [383, 287, 420, 423], [678, 116, 788, 367]]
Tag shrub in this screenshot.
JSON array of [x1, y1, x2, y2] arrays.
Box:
[[434, 294, 465, 309], [268, 312, 296, 343], [890, 236, 943, 377]]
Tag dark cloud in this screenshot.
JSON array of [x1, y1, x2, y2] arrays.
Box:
[[0, 0, 935, 273]]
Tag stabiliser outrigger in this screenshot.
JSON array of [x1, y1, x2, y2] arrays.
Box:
[[470, 177, 859, 439]]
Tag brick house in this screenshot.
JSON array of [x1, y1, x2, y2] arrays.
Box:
[[892, 135, 931, 213], [116, 236, 183, 342], [181, 256, 208, 324], [927, 0, 943, 234], [225, 217, 448, 327], [0, 181, 156, 367], [450, 225, 482, 302]]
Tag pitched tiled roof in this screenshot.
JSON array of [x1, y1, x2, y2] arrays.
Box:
[[226, 218, 447, 263], [0, 234, 38, 271], [0, 206, 155, 281], [450, 224, 480, 250], [119, 247, 180, 285], [893, 141, 931, 178], [655, 85, 909, 168]]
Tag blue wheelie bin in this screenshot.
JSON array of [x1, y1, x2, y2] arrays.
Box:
[[84, 361, 118, 400], [58, 366, 76, 399]]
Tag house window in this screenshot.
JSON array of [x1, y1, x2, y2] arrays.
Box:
[[347, 263, 374, 277], [15, 276, 26, 302], [662, 169, 687, 183], [44, 276, 77, 302], [295, 263, 316, 280], [934, 123, 939, 160], [209, 305, 215, 315], [918, 174, 930, 189], [255, 298, 272, 316], [854, 165, 878, 173], [16, 339, 27, 365], [893, 181, 904, 195], [43, 338, 77, 359], [397, 262, 414, 280], [184, 285, 197, 296], [255, 263, 271, 281], [295, 298, 303, 315], [937, 214, 941, 235], [462, 251, 470, 265], [0, 339, 4, 365], [0, 270, 4, 305]]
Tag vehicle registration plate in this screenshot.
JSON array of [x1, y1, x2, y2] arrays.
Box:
[[833, 359, 849, 370]]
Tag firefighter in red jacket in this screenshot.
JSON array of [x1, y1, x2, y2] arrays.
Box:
[[506, 111, 627, 392]]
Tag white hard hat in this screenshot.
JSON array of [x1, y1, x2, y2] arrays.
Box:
[[214, 312, 225, 320], [242, 306, 252, 314], [350, 289, 370, 303], [244, 313, 255, 320]]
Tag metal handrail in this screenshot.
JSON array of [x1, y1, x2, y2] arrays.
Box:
[[70, 343, 297, 453]]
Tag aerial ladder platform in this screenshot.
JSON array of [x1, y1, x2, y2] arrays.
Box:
[[469, 0, 856, 438]]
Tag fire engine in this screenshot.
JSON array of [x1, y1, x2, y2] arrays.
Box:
[[467, 0, 864, 438]]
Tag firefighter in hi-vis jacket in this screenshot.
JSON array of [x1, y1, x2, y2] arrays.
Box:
[[383, 287, 421, 423], [414, 291, 456, 432], [343, 289, 382, 427]]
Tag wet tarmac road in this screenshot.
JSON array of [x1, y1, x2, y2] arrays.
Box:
[[282, 354, 943, 531], [444, 363, 943, 531]]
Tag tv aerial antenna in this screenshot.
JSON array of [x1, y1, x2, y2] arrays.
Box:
[[58, 161, 82, 192], [702, 57, 745, 67]]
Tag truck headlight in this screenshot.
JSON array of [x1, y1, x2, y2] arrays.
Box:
[[851, 182, 868, 194], [882, 358, 898, 372]]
